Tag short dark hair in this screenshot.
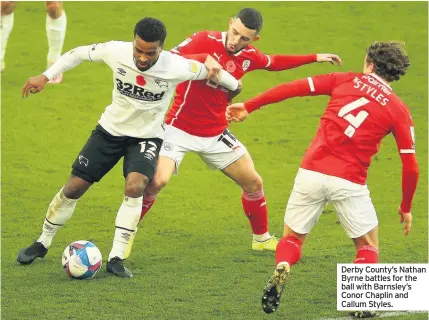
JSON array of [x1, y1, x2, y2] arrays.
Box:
[[366, 41, 410, 82], [235, 8, 263, 34], [134, 17, 167, 45]]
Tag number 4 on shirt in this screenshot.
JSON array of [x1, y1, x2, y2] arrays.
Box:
[[338, 97, 370, 137]]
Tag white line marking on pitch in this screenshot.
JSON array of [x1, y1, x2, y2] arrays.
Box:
[[316, 311, 427, 320]]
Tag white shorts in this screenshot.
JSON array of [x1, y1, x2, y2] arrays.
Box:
[[284, 168, 378, 239], [159, 125, 247, 173]]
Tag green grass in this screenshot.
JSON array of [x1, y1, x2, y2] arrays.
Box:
[[1, 2, 427, 320]]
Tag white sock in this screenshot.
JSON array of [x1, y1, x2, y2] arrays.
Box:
[[37, 187, 78, 248], [1, 13, 14, 65], [253, 232, 271, 242], [46, 11, 67, 63], [108, 196, 143, 261]]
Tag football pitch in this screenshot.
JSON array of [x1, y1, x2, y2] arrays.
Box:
[[1, 2, 427, 320]]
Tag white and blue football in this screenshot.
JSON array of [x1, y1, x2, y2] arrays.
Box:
[[62, 240, 102, 279]]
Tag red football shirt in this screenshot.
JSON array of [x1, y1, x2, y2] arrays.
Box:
[[300, 72, 415, 184], [165, 31, 272, 137]]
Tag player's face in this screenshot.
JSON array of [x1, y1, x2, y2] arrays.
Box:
[[133, 35, 162, 71], [363, 55, 374, 74], [225, 18, 260, 54]]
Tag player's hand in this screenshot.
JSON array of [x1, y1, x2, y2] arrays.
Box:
[[204, 55, 223, 81], [225, 103, 249, 123], [22, 74, 49, 98], [316, 53, 342, 66], [398, 207, 412, 236]]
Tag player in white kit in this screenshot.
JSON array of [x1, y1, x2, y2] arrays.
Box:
[[17, 17, 239, 278]]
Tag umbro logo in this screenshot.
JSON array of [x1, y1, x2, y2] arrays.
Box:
[[121, 233, 131, 241], [117, 68, 126, 76]]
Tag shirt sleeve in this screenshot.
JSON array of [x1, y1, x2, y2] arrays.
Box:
[[43, 44, 107, 80], [391, 105, 418, 213], [247, 49, 271, 70], [169, 54, 208, 82], [307, 72, 338, 95], [391, 107, 416, 154], [87, 41, 115, 62], [170, 31, 208, 55], [244, 73, 339, 113], [169, 54, 238, 91]]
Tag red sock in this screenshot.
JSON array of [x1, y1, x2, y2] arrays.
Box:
[[139, 194, 157, 223], [354, 245, 379, 263], [276, 235, 303, 267], [242, 190, 268, 235]]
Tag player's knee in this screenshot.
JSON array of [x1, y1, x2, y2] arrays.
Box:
[[125, 175, 149, 198], [1, 2, 15, 15], [150, 175, 169, 193], [63, 177, 91, 199], [242, 173, 263, 193], [46, 1, 62, 19]]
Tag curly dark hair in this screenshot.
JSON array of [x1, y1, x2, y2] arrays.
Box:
[[366, 41, 410, 82], [134, 17, 167, 45]]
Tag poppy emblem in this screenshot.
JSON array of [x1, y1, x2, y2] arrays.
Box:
[[136, 75, 146, 86]]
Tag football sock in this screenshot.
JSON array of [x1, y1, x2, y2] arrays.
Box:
[[139, 193, 157, 223], [46, 11, 67, 63], [242, 190, 270, 240], [354, 245, 379, 263], [37, 187, 78, 248], [275, 235, 303, 268], [0, 13, 14, 67], [108, 196, 143, 261]]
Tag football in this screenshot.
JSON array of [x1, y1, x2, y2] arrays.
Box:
[[61, 240, 102, 279]]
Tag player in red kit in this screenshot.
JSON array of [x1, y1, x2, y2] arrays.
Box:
[[124, 8, 342, 259], [226, 41, 419, 316]]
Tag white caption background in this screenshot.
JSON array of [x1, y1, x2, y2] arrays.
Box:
[[337, 264, 429, 311]]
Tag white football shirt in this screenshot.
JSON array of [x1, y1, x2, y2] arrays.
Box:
[[44, 41, 209, 138]]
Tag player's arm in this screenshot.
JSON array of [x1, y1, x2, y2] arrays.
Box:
[[22, 43, 108, 98], [226, 73, 336, 122], [170, 32, 224, 82], [264, 53, 342, 71], [392, 114, 419, 236], [182, 59, 239, 91]]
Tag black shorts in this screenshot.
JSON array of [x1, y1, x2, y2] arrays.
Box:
[[71, 125, 162, 183]]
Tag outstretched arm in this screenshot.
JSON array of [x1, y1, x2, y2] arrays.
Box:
[[225, 73, 336, 122], [22, 44, 102, 97], [264, 53, 342, 71]]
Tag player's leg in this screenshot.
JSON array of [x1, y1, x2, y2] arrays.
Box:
[[140, 154, 177, 221], [17, 125, 122, 264], [1, 1, 15, 72], [348, 227, 379, 319], [138, 127, 192, 223], [106, 138, 162, 277], [222, 153, 278, 250], [329, 176, 379, 318], [262, 168, 327, 313], [328, 176, 379, 263], [204, 129, 275, 250], [45, 1, 66, 83], [123, 140, 187, 260]]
